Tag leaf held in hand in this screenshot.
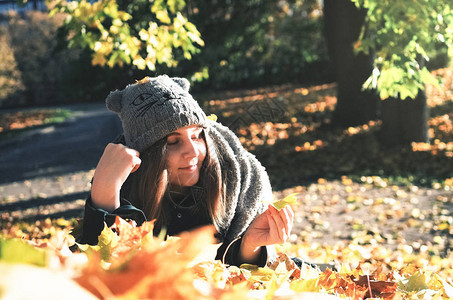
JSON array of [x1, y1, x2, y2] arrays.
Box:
[[273, 193, 299, 210]]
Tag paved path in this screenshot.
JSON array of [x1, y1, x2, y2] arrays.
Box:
[[0, 103, 122, 221]]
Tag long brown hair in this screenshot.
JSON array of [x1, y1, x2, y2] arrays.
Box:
[[129, 129, 226, 232]]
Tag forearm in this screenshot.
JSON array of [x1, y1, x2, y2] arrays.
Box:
[[90, 176, 121, 213], [90, 142, 141, 213]]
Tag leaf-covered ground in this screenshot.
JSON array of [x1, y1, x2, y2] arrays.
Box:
[[0, 108, 72, 140], [0, 67, 452, 299], [1, 216, 452, 299]]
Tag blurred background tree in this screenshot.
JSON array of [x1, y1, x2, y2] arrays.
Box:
[[179, 0, 328, 90], [324, 0, 452, 145], [0, 10, 78, 107], [48, 0, 204, 72], [0, 0, 329, 106], [47, 0, 328, 90], [323, 0, 379, 127], [0, 26, 25, 104]]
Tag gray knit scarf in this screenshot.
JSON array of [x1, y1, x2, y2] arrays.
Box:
[[206, 120, 273, 241]]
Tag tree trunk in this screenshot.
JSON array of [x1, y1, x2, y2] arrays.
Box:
[[380, 91, 429, 146], [323, 0, 379, 127]]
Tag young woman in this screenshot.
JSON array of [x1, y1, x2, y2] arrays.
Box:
[[81, 75, 294, 267]]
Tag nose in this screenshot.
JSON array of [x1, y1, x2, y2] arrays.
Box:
[[182, 139, 199, 159]]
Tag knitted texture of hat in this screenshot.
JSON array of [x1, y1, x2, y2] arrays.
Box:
[[105, 75, 207, 152]]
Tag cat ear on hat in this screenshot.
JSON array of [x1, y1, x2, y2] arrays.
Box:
[[171, 77, 190, 92], [105, 89, 123, 113]]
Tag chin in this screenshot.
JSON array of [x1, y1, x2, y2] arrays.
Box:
[[172, 175, 200, 187], [183, 177, 200, 187]]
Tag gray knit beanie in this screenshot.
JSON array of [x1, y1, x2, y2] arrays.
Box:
[[105, 75, 208, 152]]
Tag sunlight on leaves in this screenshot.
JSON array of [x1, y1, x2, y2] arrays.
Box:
[[273, 193, 299, 210], [0, 237, 47, 266]]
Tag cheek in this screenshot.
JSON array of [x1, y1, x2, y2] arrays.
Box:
[[165, 151, 178, 171], [198, 141, 207, 161]]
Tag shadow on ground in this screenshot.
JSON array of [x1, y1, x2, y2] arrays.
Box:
[[1, 191, 87, 221]]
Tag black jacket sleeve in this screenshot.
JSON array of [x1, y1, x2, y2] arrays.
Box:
[[216, 237, 269, 267], [78, 196, 147, 245]]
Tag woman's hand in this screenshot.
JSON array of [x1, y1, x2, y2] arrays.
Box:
[[91, 143, 141, 212], [240, 204, 294, 262]]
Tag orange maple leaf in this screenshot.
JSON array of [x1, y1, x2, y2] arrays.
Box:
[[75, 224, 228, 299]]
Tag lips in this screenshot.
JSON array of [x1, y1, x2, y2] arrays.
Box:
[[179, 165, 197, 171], [180, 158, 198, 170]]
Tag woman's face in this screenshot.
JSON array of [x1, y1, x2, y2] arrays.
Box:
[[166, 125, 207, 188]]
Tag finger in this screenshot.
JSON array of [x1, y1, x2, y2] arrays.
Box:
[[285, 209, 294, 236], [281, 226, 288, 242], [283, 206, 294, 236], [279, 206, 291, 236], [285, 204, 294, 220], [268, 205, 286, 241], [284, 205, 294, 224], [130, 156, 142, 173], [276, 207, 291, 242], [125, 148, 141, 173], [125, 147, 140, 158], [274, 204, 294, 232], [266, 210, 280, 243]]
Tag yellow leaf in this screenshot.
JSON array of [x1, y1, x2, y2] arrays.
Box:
[[265, 274, 280, 300], [139, 28, 149, 41], [411, 208, 421, 218], [290, 277, 320, 293], [273, 193, 299, 210], [338, 263, 352, 275], [96, 223, 119, 261], [437, 223, 449, 231], [240, 264, 275, 283], [396, 271, 429, 292], [92, 52, 107, 66], [207, 114, 217, 122], [155, 10, 171, 24], [192, 260, 229, 289], [433, 273, 453, 297], [0, 237, 47, 267], [133, 57, 146, 70], [300, 264, 321, 280], [117, 11, 131, 21], [109, 25, 119, 34], [433, 236, 444, 244], [112, 18, 123, 27], [266, 270, 293, 300], [75, 226, 219, 299]]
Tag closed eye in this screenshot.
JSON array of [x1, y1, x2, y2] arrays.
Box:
[[167, 140, 178, 145], [167, 130, 204, 145]]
